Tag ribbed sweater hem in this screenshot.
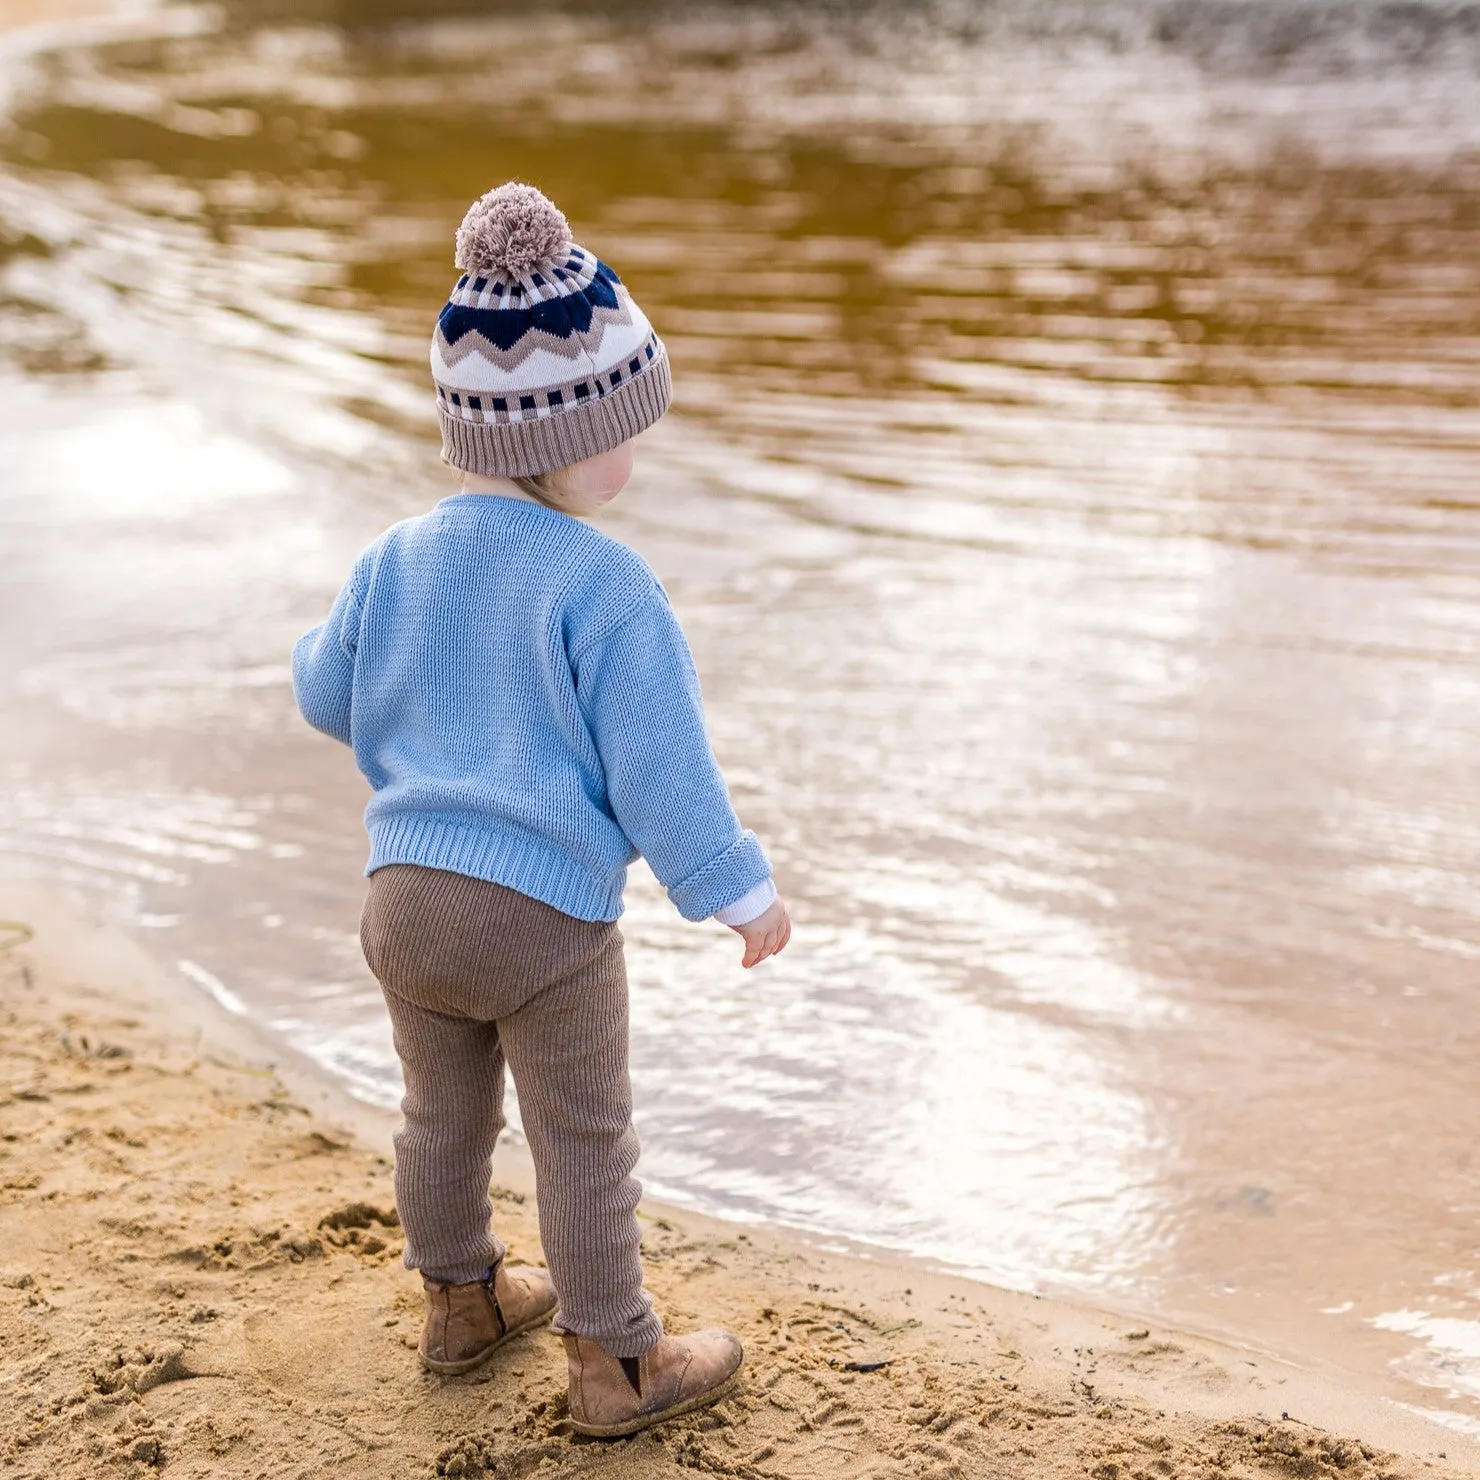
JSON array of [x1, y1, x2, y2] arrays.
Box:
[[366, 814, 627, 923]]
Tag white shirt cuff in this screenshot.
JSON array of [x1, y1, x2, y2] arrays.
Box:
[[713, 878, 777, 928]]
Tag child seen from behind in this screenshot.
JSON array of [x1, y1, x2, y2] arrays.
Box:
[[292, 183, 790, 1436]]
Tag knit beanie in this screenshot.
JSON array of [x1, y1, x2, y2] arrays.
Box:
[[431, 183, 672, 478]]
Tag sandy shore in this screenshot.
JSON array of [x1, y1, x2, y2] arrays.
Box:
[[0, 899, 1475, 1480]]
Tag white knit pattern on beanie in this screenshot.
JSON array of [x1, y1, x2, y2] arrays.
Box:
[[431, 183, 672, 478]]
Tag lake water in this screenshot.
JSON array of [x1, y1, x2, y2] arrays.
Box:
[[2, 0, 1480, 1428]]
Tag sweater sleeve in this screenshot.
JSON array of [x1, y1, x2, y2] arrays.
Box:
[[572, 588, 772, 921], [291, 553, 370, 747]]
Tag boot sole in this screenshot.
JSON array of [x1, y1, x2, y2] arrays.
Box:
[[419, 1307, 556, 1376], [569, 1360, 744, 1438]]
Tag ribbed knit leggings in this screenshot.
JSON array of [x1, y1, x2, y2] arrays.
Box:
[[360, 863, 663, 1357]]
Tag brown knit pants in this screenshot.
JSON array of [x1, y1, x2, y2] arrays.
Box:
[[360, 863, 662, 1357]]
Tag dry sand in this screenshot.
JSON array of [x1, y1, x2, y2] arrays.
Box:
[[1, 901, 1477, 1480]]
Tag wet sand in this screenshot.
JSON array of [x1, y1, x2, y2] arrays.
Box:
[[3, 893, 1477, 1480]]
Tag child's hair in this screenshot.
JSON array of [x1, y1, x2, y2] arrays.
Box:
[[441, 448, 570, 513], [509, 472, 567, 510]]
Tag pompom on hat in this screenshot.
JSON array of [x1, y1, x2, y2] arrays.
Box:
[[431, 182, 672, 478]]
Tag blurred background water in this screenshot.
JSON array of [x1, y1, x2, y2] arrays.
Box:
[[2, 0, 1479, 1426]]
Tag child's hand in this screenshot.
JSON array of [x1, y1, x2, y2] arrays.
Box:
[[727, 897, 792, 969]]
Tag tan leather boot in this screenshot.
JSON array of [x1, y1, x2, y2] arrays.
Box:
[[563, 1328, 744, 1437], [418, 1261, 557, 1375]]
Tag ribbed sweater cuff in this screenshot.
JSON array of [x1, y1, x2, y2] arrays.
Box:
[[668, 831, 771, 922]]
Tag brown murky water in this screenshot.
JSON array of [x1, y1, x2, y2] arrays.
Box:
[[2, 0, 1480, 1427]]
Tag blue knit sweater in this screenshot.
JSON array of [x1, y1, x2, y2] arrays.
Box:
[[291, 494, 770, 922]]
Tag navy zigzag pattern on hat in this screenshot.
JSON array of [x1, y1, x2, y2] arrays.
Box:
[[438, 248, 619, 357], [431, 184, 672, 478]]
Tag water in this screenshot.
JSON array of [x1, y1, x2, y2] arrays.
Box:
[[2, 0, 1480, 1422]]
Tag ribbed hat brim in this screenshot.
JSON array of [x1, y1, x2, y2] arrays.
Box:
[[438, 349, 672, 479]]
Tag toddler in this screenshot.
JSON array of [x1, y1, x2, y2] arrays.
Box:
[[291, 183, 790, 1436]]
